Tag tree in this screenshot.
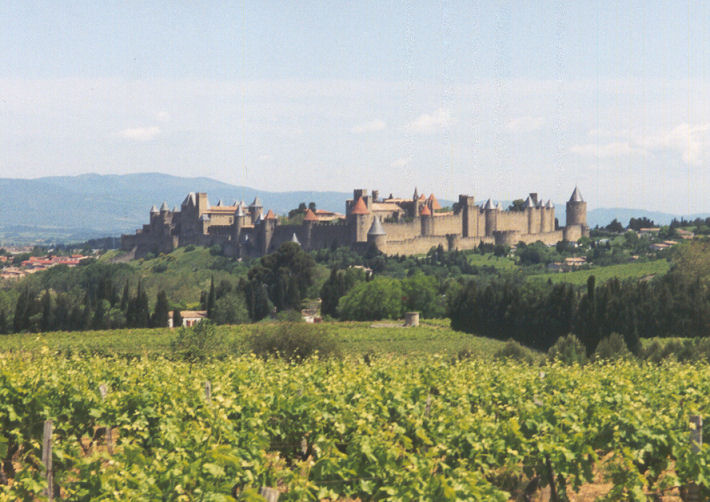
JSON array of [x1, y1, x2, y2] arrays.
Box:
[[212, 293, 249, 325], [508, 199, 526, 211], [338, 277, 404, 321], [248, 242, 316, 312], [628, 216, 655, 231], [40, 290, 52, 332], [151, 290, 170, 328], [206, 277, 216, 318], [605, 218, 624, 233], [172, 309, 183, 328]]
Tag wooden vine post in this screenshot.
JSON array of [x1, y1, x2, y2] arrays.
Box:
[[42, 419, 53, 501], [99, 384, 113, 455], [259, 486, 280, 501], [204, 380, 211, 401], [683, 415, 703, 502]]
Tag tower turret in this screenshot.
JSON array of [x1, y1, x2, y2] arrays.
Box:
[[349, 196, 370, 242], [566, 186, 587, 227], [367, 215, 387, 252]]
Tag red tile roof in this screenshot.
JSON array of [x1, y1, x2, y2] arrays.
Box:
[[265, 209, 277, 220], [420, 204, 432, 216], [428, 194, 442, 210], [350, 197, 369, 215], [303, 208, 318, 221]]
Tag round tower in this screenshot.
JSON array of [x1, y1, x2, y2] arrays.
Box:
[[483, 198, 496, 235], [565, 186, 587, 227], [349, 196, 370, 242], [367, 215, 387, 252], [420, 204, 433, 235]]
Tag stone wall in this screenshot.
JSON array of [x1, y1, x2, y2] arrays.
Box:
[[382, 219, 421, 240], [431, 213, 461, 235]]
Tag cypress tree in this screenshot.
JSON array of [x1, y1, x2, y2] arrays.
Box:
[[13, 287, 30, 332], [0, 309, 7, 334], [207, 277, 216, 318], [135, 281, 150, 327], [172, 308, 183, 328], [40, 290, 52, 332], [151, 291, 169, 328], [120, 281, 130, 311]]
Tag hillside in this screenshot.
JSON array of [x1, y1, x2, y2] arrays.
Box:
[[1, 172, 708, 245], [0, 173, 350, 244]]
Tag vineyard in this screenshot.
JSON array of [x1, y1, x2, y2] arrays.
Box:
[[1, 351, 709, 500]]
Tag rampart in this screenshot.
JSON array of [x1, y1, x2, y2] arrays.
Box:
[[121, 187, 589, 258]]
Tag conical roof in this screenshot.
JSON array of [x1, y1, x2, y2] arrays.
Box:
[[250, 196, 262, 207], [182, 192, 196, 207], [172, 206, 178, 212], [524, 196, 535, 209], [303, 208, 318, 221], [413, 187, 419, 200], [265, 209, 277, 220], [483, 198, 495, 210], [420, 204, 432, 216], [428, 194, 442, 210], [237, 205, 245, 217], [150, 204, 159, 213], [160, 201, 169, 211], [350, 197, 369, 215], [290, 233, 300, 245], [569, 186, 584, 202], [496, 202, 504, 211], [368, 215, 386, 236], [216, 199, 224, 207], [546, 199, 554, 209]]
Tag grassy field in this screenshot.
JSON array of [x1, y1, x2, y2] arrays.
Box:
[[466, 252, 518, 271], [528, 258, 671, 285], [0, 319, 510, 358]]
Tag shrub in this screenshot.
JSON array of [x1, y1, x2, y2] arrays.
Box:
[[170, 320, 222, 367], [274, 309, 303, 322], [494, 340, 537, 364], [594, 332, 630, 361], [246, 323, 340, 361], [548, 334, 587, 365], [212, 293, 249, 325]]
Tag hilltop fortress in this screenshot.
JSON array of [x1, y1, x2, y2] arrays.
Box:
[[121, 187, 589, 258]]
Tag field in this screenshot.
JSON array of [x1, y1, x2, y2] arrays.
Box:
[[1, 346, 709, 500], [0, 320, 508, 358], [528, 259, 671, 285]]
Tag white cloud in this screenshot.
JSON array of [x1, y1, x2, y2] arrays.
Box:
[[505, 116, 545, 133], [570, 141, 647, 158], [405, 108, 451, 133], [156, 111, 171, 122], [640, 123, 709, 166], [258, 154, 273, 162], [117, 126, 161, 141], [351, 119, 386, 134], [390, 157, 411, 168]]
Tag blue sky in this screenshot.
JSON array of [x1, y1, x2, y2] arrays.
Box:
[[2, 1, 709, 213]]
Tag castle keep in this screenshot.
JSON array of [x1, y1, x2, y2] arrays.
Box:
[[121, 187, 589, 258]]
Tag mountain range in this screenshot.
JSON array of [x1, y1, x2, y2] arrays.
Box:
[[0, 173, 707, 245]]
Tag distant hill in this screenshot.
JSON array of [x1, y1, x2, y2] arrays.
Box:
[[0, 173, 707, 244], [586, 208, 710, 228], [0, 173, 350, 244]]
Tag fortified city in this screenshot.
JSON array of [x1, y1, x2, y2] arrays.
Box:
[[122, 186, 589, 258]]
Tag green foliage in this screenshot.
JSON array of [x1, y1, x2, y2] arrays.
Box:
[[246, 322, 340, 361], [494, 339, 538, 364], [150, 290, 170, 328], [594, 332, 630, 360], [319, 267, 367, 318], [212, 293, 249, 325], [248, 242, 316, 312], [338, 277, 404, 320], [547, 334, 587, 365], [170, 320, 221, 365]]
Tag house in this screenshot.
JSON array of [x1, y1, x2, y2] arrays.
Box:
[[676, 229, 695, 240], [638, 227, 661, 236], [168, 310, 208, 328]]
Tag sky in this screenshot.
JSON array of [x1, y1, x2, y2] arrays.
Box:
[[1, 1, 709, 213]]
